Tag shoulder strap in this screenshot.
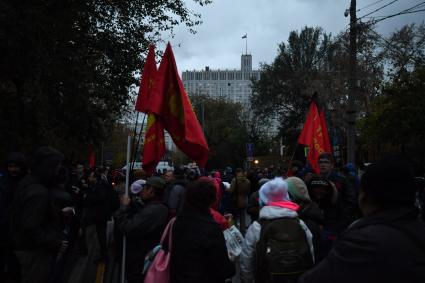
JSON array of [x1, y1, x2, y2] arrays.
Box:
[[160, 217, 176, 249]]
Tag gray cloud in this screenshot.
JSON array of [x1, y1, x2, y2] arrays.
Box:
[[161, 0, 424, 73]]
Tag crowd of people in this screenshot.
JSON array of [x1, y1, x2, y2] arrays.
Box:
[[0, 147, 424, 283]]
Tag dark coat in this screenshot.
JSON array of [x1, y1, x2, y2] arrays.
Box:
[[114, 199, 169, 282], [326, 171, 359, 230], [298, 207, 425, 283], [171, 206, 235, 283], [82, 180, 114, 226], [10, 175, 62, 252], [297, 201, 323, 260]]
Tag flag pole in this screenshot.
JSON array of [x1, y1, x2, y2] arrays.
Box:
[[245, 35, 248, 55], [121, 135, 131, 283], [131, 113, 147, 172], [130, 112, 140, 172]]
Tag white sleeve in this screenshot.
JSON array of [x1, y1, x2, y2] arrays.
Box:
[[240, 221, 261, 283], [299, 219, 315, 263]]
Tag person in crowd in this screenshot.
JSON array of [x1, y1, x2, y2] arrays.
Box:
[[229, 168, 251, 235], [171, 179, 235, 283], [240, 177, 314, 283], [286, 176, 323, 260], [10, 147, 68, 283], [164, 167, 188, 217], [82, 169, 115, 261], [299, 155, 425, 283], [340, 162, 360, 192], [287, 160, 304, 178], [307, 176, 340, 260], [317, 153, 358, 229], [67, 162, 89, 254], [114, 176, 169, 283], [163, 169, 175, 207], [0, 152, 27, 282], [211, 171, 224, 209], [199, 176, 229, 231], [163, 170, 174, 185], [49, 166, 78, 282], [246, 178, 269, 222], [222, 166, 234, 183]]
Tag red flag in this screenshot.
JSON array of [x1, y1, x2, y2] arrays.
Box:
[[142, 113, 166, 175], [136, 45, 166, 174], [135, 44, 157, 113], [319, 110, 332, 153], [88, 149, 96, 169], [298, 102, 316, 145], [150, 43, 209, 167], [297, 101, 331, 173]]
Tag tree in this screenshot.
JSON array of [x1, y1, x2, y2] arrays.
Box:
[[0, 0, 211, 161], [251, 27, 336, 149], [189, 95, 270, 169], [358, 24, 425, 172]]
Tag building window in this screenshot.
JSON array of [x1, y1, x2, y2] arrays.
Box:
[[203, 72, 210, 80], [195, 73, 202, 80], [212, 72, 218, 80], [236, 72, 242, 80], [228, 72, 234, 80], [219, 72, 226, 80]]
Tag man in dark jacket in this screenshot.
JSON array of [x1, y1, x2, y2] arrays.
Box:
[[114, 176, 169, 283], [171, 179, 235, 283], [10, 147, 68, 283], [229, 168, 251, 235], [299, 155, 425, 283], [317, 153, 358, 230], [0, 152, 27, 282]]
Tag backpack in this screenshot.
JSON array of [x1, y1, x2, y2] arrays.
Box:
[[144, 217, 175, 283], [255, 217, 313, 283]]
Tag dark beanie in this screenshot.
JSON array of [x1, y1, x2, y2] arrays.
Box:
[[360, 154, 415, 206]]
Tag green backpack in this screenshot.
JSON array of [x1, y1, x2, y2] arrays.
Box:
[[255, 217, 313, 283]]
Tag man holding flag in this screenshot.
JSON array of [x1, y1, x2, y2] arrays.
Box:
[[297, 96, 359, 257]]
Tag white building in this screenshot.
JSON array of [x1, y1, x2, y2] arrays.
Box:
[[182, 54, 260, 105]]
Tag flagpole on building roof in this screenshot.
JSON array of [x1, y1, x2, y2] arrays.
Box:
[[242, 33, 248, 54]]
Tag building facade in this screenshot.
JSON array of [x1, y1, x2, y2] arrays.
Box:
[[182, 54, 260, 105]]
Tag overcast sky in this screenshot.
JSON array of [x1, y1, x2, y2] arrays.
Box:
[[158, 0, 424, 73]]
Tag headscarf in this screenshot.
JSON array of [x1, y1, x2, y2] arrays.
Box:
[[259, 177, 299, 211], [286, 177, 311, 202]]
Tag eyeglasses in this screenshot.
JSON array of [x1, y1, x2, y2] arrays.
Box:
[[318, 160, 331, 164]]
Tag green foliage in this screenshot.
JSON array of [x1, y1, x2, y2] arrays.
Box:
[[0, 0, 211, 161], [251, 27, 337, 146], [189, 95, 270, 169], [359, 66, 425, 146]]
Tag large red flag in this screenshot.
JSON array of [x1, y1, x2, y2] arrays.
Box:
[[150, 43, 209, 167], [135, 45, 166, 174], [142, 113, 166, 175], [319, 110, 332, 153], [135, 44, 157, 113], [297, 101, 331, 173]]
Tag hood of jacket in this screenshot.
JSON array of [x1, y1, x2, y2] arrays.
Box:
[[259, 204, 299, 220]]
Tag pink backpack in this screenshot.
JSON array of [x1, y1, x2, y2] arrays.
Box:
[[144, 217, 176, 283]]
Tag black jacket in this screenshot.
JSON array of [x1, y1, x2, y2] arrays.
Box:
[[10, 175, 62, 252], [114, 199, 169, 262], [298, 201, 323, 260], [82, 180, 114, 226], [326, 171, 359, 230], [170, 206, 235, 283], [298, 207, 425, 283]]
